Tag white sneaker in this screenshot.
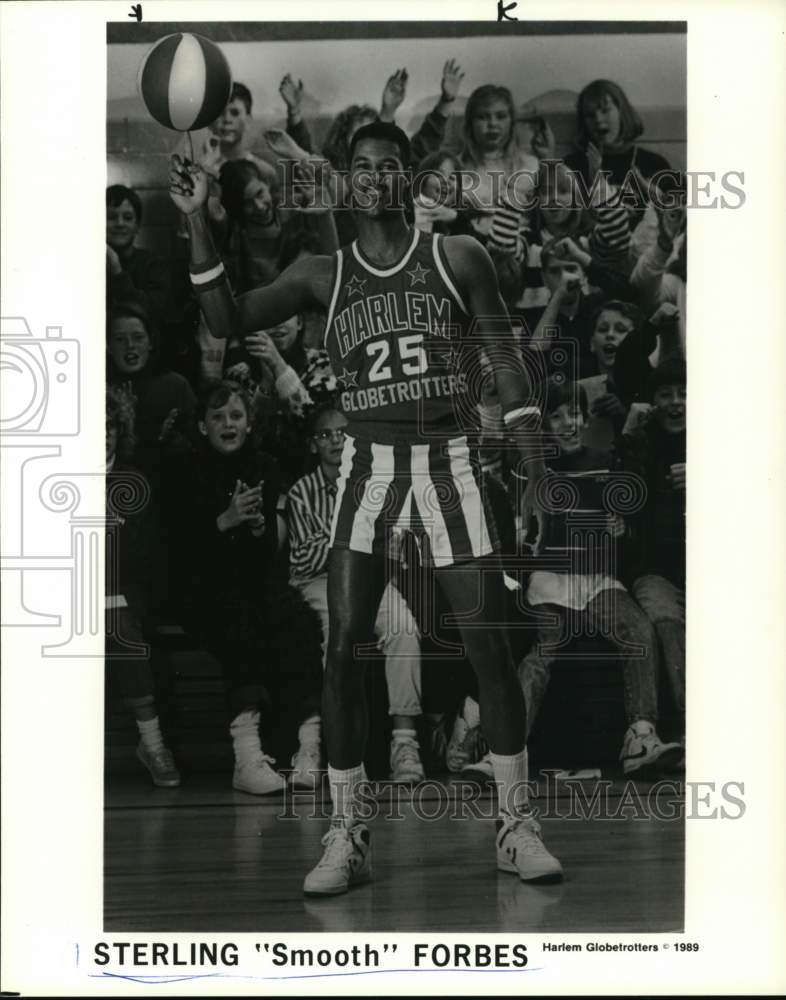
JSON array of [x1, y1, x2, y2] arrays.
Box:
[[496, 812, 563, 883], [389, 738, 425, 783], [446, 716, 485, 773], [620, 721, 684, 776], [461, 750, 494, 783], [303, 821, 372, 896], [233, 752, 286, 795], [290, 742, 322, 789]]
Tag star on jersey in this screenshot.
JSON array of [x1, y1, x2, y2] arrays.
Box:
[[406, 262, 430, 286], [337, 367, 359, 389], [438, 347, 461, 370], [345, 274, 367, 297]]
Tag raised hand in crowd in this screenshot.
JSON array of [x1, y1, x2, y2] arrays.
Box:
[[158, 407, 180, 444], [656, 200, 685, 249], [556, 270, 583, 302], [264, 127, 313, 165], [245, 331, 288, 380], [288, 159, 337, 215], [667, 463, 686, 492], [553, 236, 591, 269], [279, 73, 305, 125], [586, 140, 603, 181], [437, 58, 465, 113], [649, 302, 680, 328], [106, 244, 123, 277], [199, 134, 223, 174], [217, 479, 264, 533], [380, 68, 409, 122], [591, 392, 627, 426], [169, 154, 209, 216], [531, 118, 556, 160]]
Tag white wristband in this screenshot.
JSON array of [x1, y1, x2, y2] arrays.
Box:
[[190, 261, 225, 286], [503, 406, 541, 426]]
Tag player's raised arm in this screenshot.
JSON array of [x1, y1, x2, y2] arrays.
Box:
[[443, 234, 549, 548], [169, 154, 331, 339]]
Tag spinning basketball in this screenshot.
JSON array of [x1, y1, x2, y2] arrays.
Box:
[[138, 32, 232, 132]]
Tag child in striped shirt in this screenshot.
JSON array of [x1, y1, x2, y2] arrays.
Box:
[[286, 404, 427, 784]]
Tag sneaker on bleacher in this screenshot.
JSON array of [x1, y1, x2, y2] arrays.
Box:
[[290, 742, 322, 789], [461, 749, 494, 783], [620, 721, 684, 776], [389, 736, 425, 783], [447, 715, 486, 773], [233, 752, 286, 795], [136, 743, 181, 788]]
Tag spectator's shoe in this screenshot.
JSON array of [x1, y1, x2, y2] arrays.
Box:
[[423, 714, 448, 773], [290, 742, 322, 790], [389, 737, 425, 783], [136, 743, 181, 788], [462, 750, 495, 784], [661, 738, 686, 774], [496, 812, 564, 883], [446, 716, 486, 773], [620, 721, 684, 776], [303, 820, 372, 896], [233, 753, 286, 795]]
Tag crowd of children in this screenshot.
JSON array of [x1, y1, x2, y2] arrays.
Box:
[[106, 63, 686, 791]]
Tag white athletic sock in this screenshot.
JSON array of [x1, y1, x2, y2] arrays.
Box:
[[490, 747, 531, 817], [391, 727, 418, 745], [297, 714, 321, 748], [328, 764, 365, 825], [230, 709, 262, 766], [463, 696, 481, 729], [137, 716, 165, 755]]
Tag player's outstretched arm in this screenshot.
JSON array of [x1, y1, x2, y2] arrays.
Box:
[[169, 154, 332, 339], [444, 235, 549, 548]]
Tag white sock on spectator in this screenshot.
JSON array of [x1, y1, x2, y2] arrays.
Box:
[[391, 727, 418, 745], [490, 747, 531, 817], [230, 709, 262, 765], [463, 696, 481, 729], [297, 714, 321, 748], [137, 716, 166, 755], [328, 764, 365, 825]]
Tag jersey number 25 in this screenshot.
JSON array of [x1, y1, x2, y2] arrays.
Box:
[[367, 334, 428, 382]]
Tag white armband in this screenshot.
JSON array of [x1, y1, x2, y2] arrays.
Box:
[[503, 406, 541, 426]]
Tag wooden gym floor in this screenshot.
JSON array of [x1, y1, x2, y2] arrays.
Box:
[[104, 773, 684, 933]]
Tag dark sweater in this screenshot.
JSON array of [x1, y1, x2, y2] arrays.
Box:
[[106, 459, 167, 620], [108, 367, 196, 471], [565, 145, 672, 227], [620, 417, 685, 587], [565, 145, 672, 191], [164, 442, 281, 604], [108, 247, 172, 324]]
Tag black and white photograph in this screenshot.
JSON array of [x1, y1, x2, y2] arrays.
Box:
[[104, 16, 689, 932], [1, 0, 785, 994]]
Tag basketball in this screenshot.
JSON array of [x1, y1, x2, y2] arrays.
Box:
[[137, 32, 232, 132]]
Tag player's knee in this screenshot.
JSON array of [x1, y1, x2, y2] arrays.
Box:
[[326, 625, 368, 670]]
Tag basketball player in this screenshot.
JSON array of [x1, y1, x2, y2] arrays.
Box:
[[169, 121, 563, 895]]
